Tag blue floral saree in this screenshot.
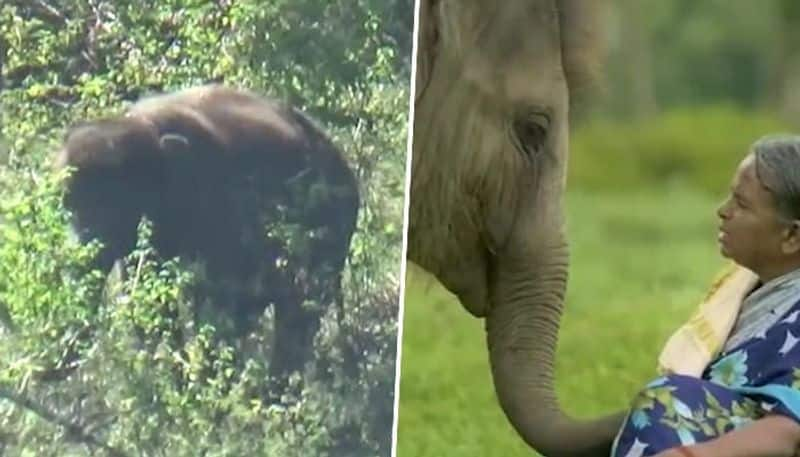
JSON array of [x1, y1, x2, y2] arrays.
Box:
[[611, 298, 800, 457]]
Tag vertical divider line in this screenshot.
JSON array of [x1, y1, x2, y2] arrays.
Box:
[[391, 0, 423, 455]]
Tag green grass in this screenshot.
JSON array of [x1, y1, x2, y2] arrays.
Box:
[[397, 187, 728, 456]]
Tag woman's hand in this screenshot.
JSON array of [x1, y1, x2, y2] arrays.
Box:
[[649, 415, 800, 457], [650, 449, 685, 457]]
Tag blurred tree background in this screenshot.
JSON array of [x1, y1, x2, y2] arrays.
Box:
[[397, 1, 800, 456], [571, 0, 799, 195], [0, 0, 411, 456]]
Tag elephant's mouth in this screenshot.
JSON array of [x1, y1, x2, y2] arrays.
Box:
[[443, 271, 489, 317]]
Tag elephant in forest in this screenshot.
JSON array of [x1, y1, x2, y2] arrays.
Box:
[[57, 84, 360, 379], [408, 1, 626, 456]]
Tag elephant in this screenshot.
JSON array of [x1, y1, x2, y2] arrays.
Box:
[[56, 84, 360, 379], [407, 1, 626, 456]]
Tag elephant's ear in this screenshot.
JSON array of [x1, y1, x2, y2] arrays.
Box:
[[414, 0, 441, 104], [558, 0, 608, 98]]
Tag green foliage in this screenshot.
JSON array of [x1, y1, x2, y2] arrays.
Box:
[[1, 0, 409, 455], [0, 169, 102, 325], [569, 105, 793, 195], [598, 0, 784, 118]]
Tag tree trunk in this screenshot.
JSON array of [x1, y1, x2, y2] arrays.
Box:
[[769, 0, 800, 127], [618, 0, 658, 119]]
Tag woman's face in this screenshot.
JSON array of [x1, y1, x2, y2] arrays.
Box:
[[717, 154, 793, 277]]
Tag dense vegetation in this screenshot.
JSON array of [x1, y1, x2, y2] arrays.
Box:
[[0, 1, 411, 455]]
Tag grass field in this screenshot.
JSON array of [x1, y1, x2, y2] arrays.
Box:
[[396, 187, 728, 456]]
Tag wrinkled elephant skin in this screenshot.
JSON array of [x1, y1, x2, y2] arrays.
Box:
[[407, 1, 625, 455]]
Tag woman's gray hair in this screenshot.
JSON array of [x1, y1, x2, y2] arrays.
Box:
[[752, 134, 800, 221]]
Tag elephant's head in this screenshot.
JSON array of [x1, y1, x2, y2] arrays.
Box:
[[408, 1, 625, 455]]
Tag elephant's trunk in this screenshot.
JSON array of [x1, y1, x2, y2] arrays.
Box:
[[486, 241, 626, 457]]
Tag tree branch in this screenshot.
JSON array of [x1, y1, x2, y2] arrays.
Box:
[[10, 0, 67, 26], [0, 385, 128, 457], [0, 302, 17, 334]]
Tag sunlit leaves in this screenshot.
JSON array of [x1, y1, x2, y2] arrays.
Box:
[[1, 0, 408, 455]]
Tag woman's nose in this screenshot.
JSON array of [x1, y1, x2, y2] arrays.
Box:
[[717, 200, 730, 220]]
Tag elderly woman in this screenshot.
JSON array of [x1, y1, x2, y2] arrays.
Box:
[[612, 135, 800, 457]]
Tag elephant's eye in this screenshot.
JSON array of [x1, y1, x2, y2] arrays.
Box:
[[512, 112, 549, 161]]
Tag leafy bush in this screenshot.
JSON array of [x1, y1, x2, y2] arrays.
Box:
[[0, 0, 409, 455], [569, 105, 793, 195]]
